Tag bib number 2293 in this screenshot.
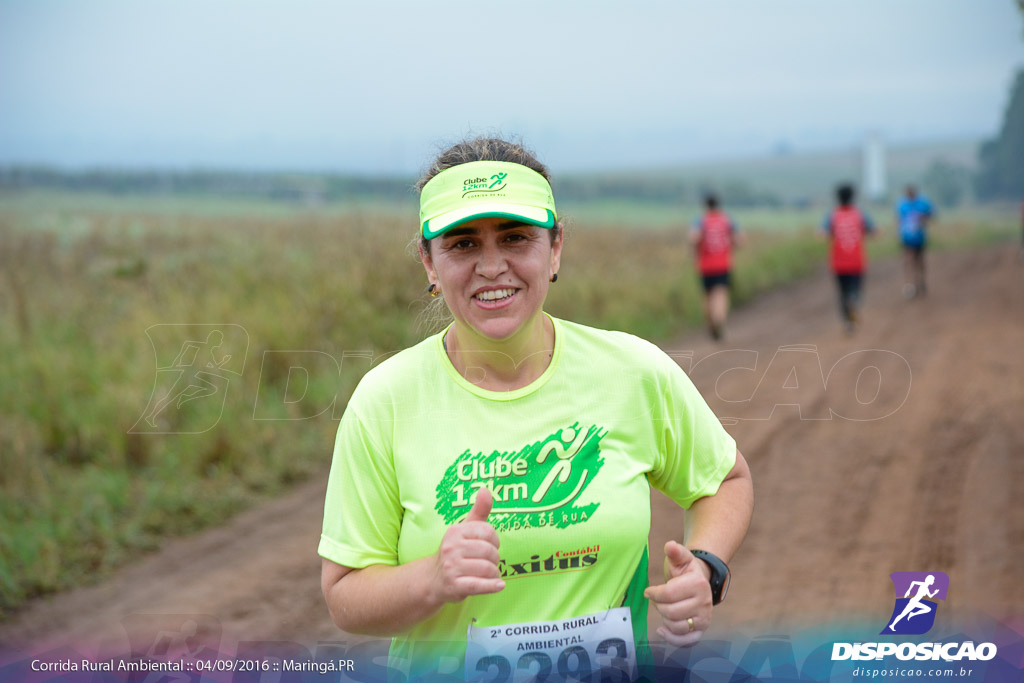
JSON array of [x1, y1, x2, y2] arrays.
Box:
[[466, 607, 636, 682]]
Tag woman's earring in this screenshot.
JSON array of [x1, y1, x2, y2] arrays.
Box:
[[428, 283, 440, 297], [550, 273, 559, 283]]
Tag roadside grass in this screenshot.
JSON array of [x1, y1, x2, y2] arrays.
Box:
[[0, 196, 1017, 618]]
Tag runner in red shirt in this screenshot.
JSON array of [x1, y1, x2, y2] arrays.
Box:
[[822, 184, 875, 334], [691, 193, 742, 341]]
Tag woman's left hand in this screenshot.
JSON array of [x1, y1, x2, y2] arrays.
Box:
[[643, 540, 713, 647]]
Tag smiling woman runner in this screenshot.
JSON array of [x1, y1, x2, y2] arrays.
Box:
[[319, 137, 753, 680]]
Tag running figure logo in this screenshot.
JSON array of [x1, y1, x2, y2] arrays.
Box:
[[881, 571, 949, 635], [131, 324, 249, 434]]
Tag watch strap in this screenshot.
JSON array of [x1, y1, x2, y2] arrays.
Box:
[[691, 549, 730, 605]]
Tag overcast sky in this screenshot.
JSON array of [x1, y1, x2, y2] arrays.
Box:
[[0, 0, 1021, 174]]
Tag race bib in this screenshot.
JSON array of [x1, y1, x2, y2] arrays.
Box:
[[466, 607, 636, 682]]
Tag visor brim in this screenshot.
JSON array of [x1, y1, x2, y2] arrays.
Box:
[[422, 205, 555, 240]]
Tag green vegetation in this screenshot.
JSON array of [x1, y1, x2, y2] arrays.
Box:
[[976, 69, 1024, 201], [0, 190, 1017, 619], [922, 159, 974, 207], [0, 188, 414, 221], [975, 6, 1024, 201], [0, 168, 416, 207]]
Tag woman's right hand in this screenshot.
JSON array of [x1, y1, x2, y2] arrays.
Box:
[[432, 487, 505, 603]]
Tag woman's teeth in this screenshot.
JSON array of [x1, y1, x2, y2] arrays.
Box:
[[475, 288, 515, 301]]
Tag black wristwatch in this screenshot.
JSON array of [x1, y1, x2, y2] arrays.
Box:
[[691, 550, 731, 605]]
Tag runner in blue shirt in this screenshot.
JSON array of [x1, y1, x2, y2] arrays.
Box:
[[895, 185, 934, 298]]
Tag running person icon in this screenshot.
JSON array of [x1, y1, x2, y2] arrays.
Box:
[[888, 574, 939, 631], [143, 330, 232, 427]]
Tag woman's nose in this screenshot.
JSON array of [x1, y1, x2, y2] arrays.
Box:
[[476, 241, 508, 278]]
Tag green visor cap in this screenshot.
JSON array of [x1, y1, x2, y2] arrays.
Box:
[[419, 160, 557, 239]]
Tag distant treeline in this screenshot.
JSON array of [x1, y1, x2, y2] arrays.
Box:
[[975, 69, 1024, 201], [0, 167, 788, 208], [0, 167, 417, 204], [974, 6, 1024, 200], [554, 176, 785, 208]]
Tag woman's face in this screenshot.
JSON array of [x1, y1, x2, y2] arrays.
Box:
[[421, 217, 562, 342]]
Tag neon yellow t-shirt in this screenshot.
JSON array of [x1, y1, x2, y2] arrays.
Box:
[[318, 317, 736, 675]]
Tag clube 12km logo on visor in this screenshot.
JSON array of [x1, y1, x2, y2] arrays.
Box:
[[832, 571, 998, 663]]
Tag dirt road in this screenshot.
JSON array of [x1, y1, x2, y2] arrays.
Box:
[[3, 244, 1022, 658]]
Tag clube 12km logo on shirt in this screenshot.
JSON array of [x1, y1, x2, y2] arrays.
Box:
[[433, 422, 606, 533], [831, 572, 997, 663]]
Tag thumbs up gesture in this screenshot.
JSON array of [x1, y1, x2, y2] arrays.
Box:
[[643, 541, 713, 646], [432, 488, 505, 603]]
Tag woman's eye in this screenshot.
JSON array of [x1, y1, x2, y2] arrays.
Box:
[[453, 239, 474, 250]]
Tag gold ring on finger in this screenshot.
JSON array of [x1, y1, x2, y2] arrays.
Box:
[[686, 617, 695, 633]]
